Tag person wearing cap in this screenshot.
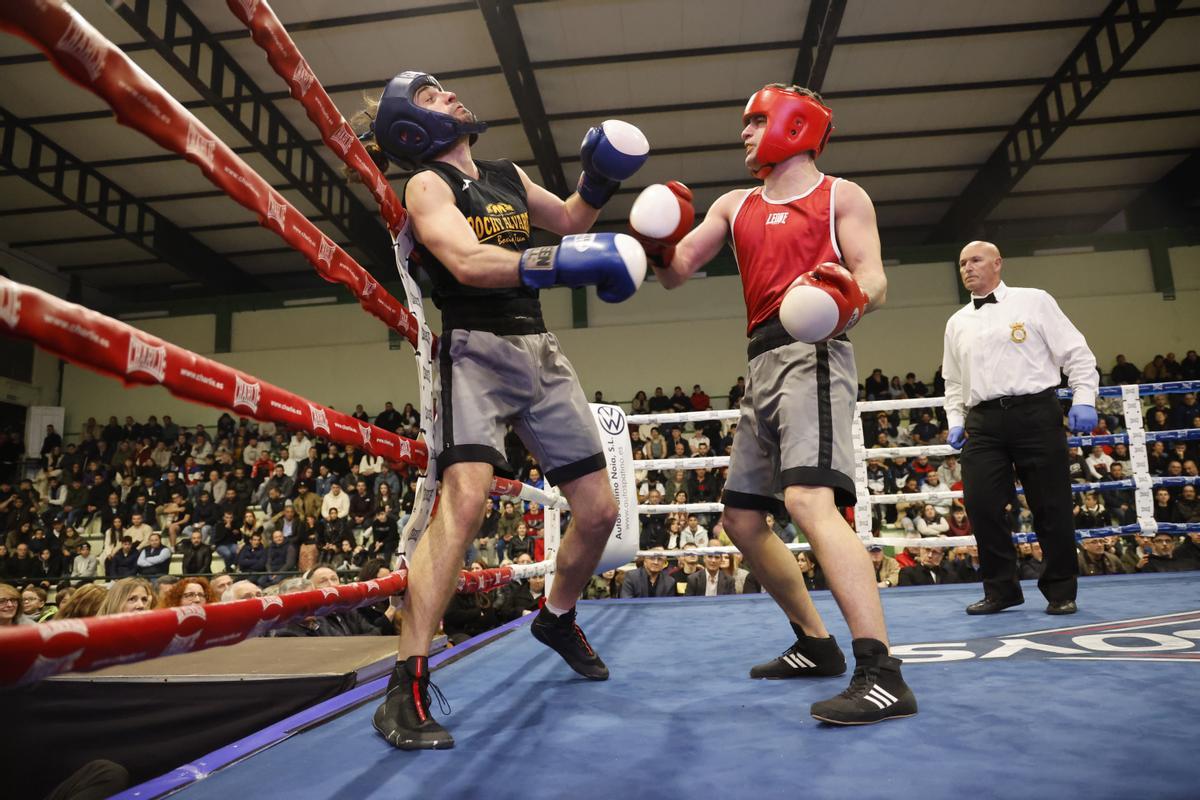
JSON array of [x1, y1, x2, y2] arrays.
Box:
[[869, 544, 899, 588], [943, 241, 1098, 616]]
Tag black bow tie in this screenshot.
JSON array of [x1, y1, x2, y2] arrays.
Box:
[[973, 293, 997, 309]]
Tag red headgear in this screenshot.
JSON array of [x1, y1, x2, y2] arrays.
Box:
[[743, 85, 834, 179]]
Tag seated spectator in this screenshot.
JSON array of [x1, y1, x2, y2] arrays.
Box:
[[495, 554, 546, 620], [864, 368, 888, 400], [321, 482, 350, 520], [685, 542, 736, 596], [158, 491, 192, 550], [1018, 541, 1045, 580], [1108, 354, 1141, 385], [1084, 446, 1113, 481], [442, 561, 498, 643], [1138, 533, 1194, 573], [894, 478, 923, 529], [1077, 537, 1128, 576], [1152, 488, 1174, 523], [1173, 485, 1200, 523], [364, 508, 398, 564], [1074, 492, 1108, 530], [936, 453, 962, 489], [21, 586, 56, 622], [0, 583, 22, 626], [915, 504, 949, 537], [98, 577, 156, 615], [136, 533, 172, 577], [70, 542, 98, 584], [236, 531, 269, 583], [210, 510, 242, 568], [1174, 531, 1200, 568], [208, 572, 234, 600], [163, 577, 214, 608], [265, 529, 297, 584], [584, 568, 620, 599], [105, 536, 139, 579], [179, 529, 214, 575], [945, 507, 972, 539], [898, 546, 957, 586], [870, 543, 899, 588], [910, 412, 941, 445], [126, 511, 154, 550], [57, 583, 108, 619], [679, 514, 708, 548], [947, 546, 982, 583], [795, 551, 826, 591], [221, 579, 264, 602], [620, 548, 676, 598]]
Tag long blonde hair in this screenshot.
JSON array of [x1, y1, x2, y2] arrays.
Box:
[[346, 94, 393, 180], [58, 584, 109, 619], [98, 577, 157, 616]]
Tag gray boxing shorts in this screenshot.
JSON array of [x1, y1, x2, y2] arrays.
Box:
[[722, 319, 859, 516], [437, 329, 604, 485]]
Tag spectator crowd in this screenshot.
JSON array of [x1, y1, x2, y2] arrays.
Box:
[[1, 348, 1197, 639]]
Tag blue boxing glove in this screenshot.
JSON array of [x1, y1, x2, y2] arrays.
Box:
[[519, 233, 647, 303], [1068, 404, 1098, 433], [577, 120, 649, 209], [948, 426, 966, 450]]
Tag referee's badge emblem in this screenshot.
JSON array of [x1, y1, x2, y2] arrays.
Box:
[[1010, 322, 1027, 343]]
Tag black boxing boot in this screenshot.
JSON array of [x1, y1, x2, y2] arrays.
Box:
[[530, 605, 609, 680], [373, 655, 454, 750], [749, 626, 847, 679], [809, 638, 917, 725]]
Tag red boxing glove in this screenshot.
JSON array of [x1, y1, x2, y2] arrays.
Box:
[[628, 181, 695, 269], [779, 262, 869, 343]]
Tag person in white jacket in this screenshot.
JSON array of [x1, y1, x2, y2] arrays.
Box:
[[321, 483, 350, 521], [915, 504, 950, 537]]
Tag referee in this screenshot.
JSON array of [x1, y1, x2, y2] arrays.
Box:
[[942, 241, 1098, 616]]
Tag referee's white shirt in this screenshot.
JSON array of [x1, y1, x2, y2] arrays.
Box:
[[942, 281, 1097, 430]]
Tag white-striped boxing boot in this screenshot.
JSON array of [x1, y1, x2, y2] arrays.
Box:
[[809, 638, 918, 725], [749, 629, 846, 679]]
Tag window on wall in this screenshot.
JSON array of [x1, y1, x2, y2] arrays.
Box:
[[0, 332, 34, 383]]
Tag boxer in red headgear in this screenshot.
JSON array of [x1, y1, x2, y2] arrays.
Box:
[[629, 84, 916, 727]]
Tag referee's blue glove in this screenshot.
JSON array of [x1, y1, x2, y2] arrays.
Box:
[[1067, 404, 1098, 433], [948, 426, 966, 450]]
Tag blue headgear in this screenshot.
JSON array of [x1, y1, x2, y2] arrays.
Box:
[[371, 71, 487, 166]]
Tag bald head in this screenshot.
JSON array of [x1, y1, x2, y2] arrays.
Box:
[[958, 240, 1003, 296]]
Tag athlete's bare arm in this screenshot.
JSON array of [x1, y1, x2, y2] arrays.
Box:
[[515, 165, 601, 235], [654, 189, 749, 290], [405, 171, 520, 288], [834, 180, 887, 312]]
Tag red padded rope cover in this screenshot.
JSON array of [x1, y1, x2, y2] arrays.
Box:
[[0, 0, 422, 349]]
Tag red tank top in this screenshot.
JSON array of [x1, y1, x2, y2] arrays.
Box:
[[730, 174, 843, 335]]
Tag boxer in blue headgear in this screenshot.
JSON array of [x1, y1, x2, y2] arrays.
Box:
[[359, 73, 651, 751], [371, 71, 487, 167]]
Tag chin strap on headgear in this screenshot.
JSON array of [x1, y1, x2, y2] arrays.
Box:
[[372, 71, 487, 166], [743, 85, 833, 179]]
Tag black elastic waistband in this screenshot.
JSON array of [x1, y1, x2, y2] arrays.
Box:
[[441, 298, 546, 335], [973, 387, 1057, 410], [747, 316, 847, 360]]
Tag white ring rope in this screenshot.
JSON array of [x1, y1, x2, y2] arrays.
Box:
[[639, 456, 729, 471], [627, 410, 740, 425], [612, 381, 1200, 564]]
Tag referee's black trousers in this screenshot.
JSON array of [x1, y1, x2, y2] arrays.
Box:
[[961, 390, 1078, 603]]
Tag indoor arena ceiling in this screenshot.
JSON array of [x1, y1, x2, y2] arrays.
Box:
[[0, 0, 1199, 307]]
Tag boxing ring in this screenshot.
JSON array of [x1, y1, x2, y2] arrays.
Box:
[[117, 574, 1200, 800], [1, 3, 1198, 799]]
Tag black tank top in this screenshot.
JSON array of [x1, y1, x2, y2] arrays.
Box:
[[404, 159, 545, 334]]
